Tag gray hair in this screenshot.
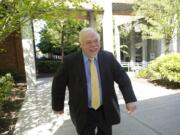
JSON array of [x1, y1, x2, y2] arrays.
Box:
[[79, 27, 100, 44]]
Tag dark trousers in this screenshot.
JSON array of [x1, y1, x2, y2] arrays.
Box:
[[80, 106, 112, 135]]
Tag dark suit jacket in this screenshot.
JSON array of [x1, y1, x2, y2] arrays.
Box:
[[52, 50, 137, 134]]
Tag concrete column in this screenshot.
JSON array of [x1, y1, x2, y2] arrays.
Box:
[[130, 31, 135, 63], [89, 11, 96, 29], [130, 31, 135, 71], [142, 40, 147, 67], [102, 0, 113, 53], [21, 20, 37, 89], [156, 40, 161, 57], [171, 36, 178, 52], [160, 39, 165, 56], [178, 36, 180, 52], [114, 20, 121, 62], [171, 28, 178, 52]]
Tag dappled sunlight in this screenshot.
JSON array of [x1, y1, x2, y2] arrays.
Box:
[[22, 113, 70, 135], [35, 77, 53, 90], [14, 78, 71, 135], [13, 76, 180, 135]]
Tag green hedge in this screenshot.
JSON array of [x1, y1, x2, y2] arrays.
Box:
[[37, 60, 62, 73], [0, 73, 14, 108], [137, 53, 180, 83], [0, 69, 25, 82]]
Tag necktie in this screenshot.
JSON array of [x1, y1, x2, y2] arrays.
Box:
[[89, 58, 100, 110]]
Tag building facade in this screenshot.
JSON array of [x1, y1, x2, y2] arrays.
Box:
[[1, 0, 179, 88], [0, 33, 25, 79]]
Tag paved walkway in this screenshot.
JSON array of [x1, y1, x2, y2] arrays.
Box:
[[13, 73, 180, 135]]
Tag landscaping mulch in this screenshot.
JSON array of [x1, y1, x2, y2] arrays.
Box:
[[0, 83, 26, 135], [150, 79, 180, 90]]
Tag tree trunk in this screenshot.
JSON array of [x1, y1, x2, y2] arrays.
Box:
[[164, 38, 170, 54], [60, 25, 64, 63]]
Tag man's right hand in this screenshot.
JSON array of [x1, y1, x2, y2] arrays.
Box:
[[54, 110, 64, 115]]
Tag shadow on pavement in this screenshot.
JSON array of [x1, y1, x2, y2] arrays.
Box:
[[54, 93, 180, 135], [13, 77, 180, 135]]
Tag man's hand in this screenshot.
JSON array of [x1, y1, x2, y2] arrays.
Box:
[[126, 102, 137, 114], [54, 110, 64, 115]]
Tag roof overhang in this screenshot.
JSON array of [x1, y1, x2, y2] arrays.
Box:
[[112, 2, 134, 15]]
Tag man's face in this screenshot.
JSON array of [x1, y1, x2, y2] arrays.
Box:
[[80, 31, 100, 58]]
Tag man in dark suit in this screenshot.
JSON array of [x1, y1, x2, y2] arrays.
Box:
[[51, 27, 137, 135]]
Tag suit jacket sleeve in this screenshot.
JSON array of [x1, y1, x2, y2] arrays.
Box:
[[112, 55, 137, 103], [51, 59, 68, 111]]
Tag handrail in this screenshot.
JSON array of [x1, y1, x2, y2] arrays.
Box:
[[120, 62, 148, 72]]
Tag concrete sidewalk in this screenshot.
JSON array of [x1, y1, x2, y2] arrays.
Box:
[[14, 75, 180, 135]]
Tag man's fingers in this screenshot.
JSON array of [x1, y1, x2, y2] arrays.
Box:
[[126, 102, 137, 114]]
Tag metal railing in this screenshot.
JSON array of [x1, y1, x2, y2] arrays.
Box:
[[120, 62, 148, 72]]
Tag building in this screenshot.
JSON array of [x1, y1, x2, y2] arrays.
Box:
[[92, 0, 180, 71], [1, 0, 179, 88], [0, 33, 25, 80]]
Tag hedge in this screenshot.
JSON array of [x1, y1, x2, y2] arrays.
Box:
[[37, 60, 62, 73], [0, 69, 25, 82], [137, 53, 180, 83]]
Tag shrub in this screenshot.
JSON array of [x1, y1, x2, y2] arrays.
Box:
[[159, 54, 180, 82], [37, 60, 62, 73], [137, 53, 180, 83], [136, 68, 149, 78], [0, 69, 25, 82], [0, 73, 14, 108]]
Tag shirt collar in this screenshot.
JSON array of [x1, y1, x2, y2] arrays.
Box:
[[82, 51, 98, 62]]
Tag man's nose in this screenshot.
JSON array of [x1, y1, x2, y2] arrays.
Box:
[[92, 41, 98, 46]]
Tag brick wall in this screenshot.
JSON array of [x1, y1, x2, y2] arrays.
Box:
[[0, 33, 25, 80]]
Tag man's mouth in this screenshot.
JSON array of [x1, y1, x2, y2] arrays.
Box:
[[90, 48, 97, 52], [90, 46, 98, 51]]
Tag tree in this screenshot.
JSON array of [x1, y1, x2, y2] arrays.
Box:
[[0, 0, 89, 42], [133, 0, 180, 52], [120, 23, 133, 56], [37, 19, 88, 59], [58, 19, 88, 57], [37, 27, 56, 58]]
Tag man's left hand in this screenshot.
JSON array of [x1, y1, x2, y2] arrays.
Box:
[[126, 102, 137, 114]]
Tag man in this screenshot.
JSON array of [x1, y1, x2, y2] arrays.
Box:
[[52, 27, 137, 135]]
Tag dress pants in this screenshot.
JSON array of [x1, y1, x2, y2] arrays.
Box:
[[80, 106, 112, 135]]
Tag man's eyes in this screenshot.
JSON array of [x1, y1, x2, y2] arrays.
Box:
[[86, 41, 92, 44], [86, 40, 98, 45]]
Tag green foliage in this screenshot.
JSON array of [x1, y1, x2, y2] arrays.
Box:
[[0, 0, 89, 41], [37, 26, 56, 54], [62, 19, 88, 46], [0, 69, 25, 82], [119, 24, 132, 56], [37, 19, 87, 56], [0, 48, 7, 53], [63, 45, 79, 55], [0, 73, 14, 108], [158, 53, 180, 82], [120, 24, 132, 39], [137, 53, 180, 83], [37, 60, 62, 73], [136, 68, 149, 79], [133, 0, 180, 46]]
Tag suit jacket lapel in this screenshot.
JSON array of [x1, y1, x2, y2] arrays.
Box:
[[77, 51, 87, 89], [98, 51, 106, 93]]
